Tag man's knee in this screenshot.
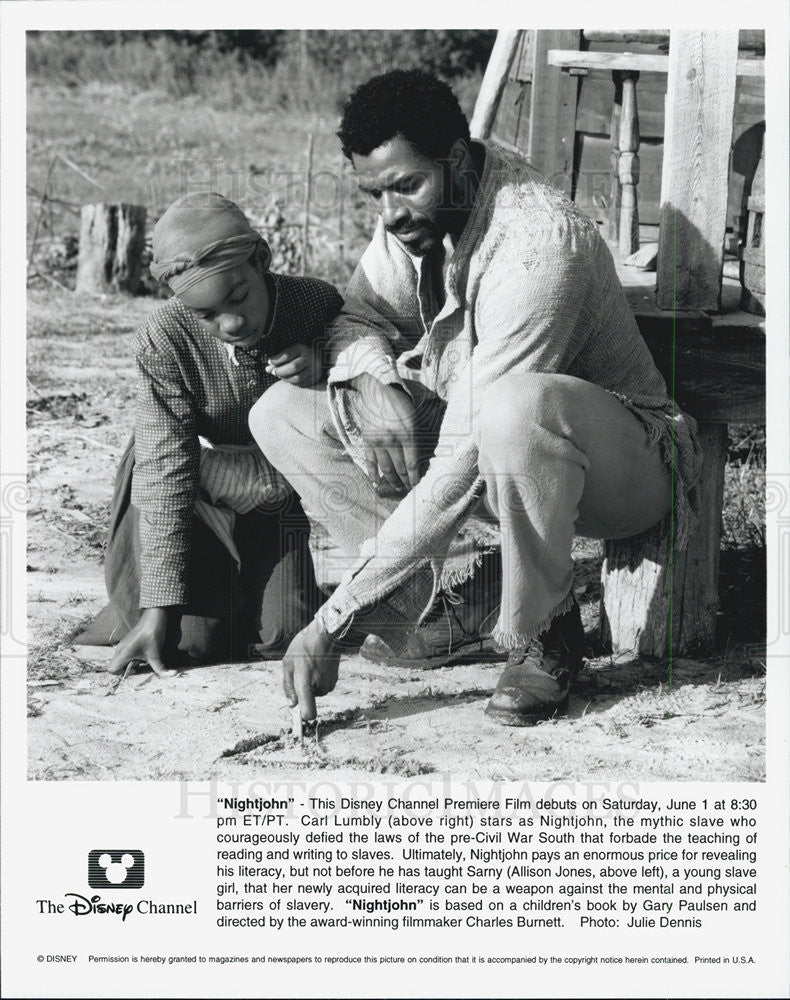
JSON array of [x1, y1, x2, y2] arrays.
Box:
[[479, 373, 556, 450], [249, 380, 322, 464], [478, 373, 589, 451], [250, 380, 287, 459]]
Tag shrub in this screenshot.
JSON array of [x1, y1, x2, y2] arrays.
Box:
[[27, 29, 494, 113]]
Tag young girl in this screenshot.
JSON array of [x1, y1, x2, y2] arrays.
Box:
[[77, 192, 342, 676]]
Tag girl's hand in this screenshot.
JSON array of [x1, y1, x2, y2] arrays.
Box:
[[108, 607, 175, 677], [266, 343, 323, 387]]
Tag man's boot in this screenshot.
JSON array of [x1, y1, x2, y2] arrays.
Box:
[[484, 598, 584, 726], [360, 552, 503, 669]]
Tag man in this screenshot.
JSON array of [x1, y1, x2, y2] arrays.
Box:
[[250, 69, 701, 726]]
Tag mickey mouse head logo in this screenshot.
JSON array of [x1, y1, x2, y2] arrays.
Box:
[[98, 852, 135, 885], [88, 849, 145, 888]]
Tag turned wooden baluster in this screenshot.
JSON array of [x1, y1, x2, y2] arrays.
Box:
[[617, 70, 640, 256], [606, 73, 623, 242]]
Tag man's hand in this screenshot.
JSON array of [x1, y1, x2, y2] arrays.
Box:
[[282, 620, 342, 722], [351, 374, 420, 493], [108, 607, 175, 677], [266, 343, 323, 387]]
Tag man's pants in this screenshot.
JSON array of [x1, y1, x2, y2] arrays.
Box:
[[250, 372, 671, 648]]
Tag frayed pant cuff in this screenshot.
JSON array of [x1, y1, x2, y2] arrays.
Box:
[[491, 590, 576, 651]]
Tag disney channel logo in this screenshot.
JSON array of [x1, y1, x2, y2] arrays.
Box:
[[36, 895, 198, 921], [88, 849, 145, 888], [35, 849, 197, 921], [66, 894, 136, 921]]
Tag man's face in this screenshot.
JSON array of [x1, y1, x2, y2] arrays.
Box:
[[178, 259, 270, 349], [352, 135, 451, 256]]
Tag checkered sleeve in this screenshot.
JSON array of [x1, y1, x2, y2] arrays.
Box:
[[263, 275, 344, 359], [131, 330, 200, 608], [302, 278, 343, 345]]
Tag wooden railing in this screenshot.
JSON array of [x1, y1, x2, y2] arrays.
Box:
[[548, 32, 765, 310]]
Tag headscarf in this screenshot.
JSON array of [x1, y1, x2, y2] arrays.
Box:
[[150, 192, 272, 296]]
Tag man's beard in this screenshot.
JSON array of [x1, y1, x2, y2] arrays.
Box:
[[387, 219, 443, 256], [386, 170, 472, 255]]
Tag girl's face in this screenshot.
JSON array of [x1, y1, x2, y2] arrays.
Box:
[[178, 259, 270, 349]]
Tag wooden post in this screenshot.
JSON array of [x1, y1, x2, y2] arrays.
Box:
[[301, 133, 314, 277], [526, 30, 581, 195], [76, 203, 146, 295], [606, 79, 622, 242], [617, 71, 640, 257], [601, 422, 727, 658], [470, 30, 521, 140], [656, 31, 739, 311]]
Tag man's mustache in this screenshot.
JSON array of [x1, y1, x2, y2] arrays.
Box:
[[385, 220, 434, 237]]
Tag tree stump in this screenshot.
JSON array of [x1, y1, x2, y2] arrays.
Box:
[[600, 422, 728, 658], [76, 203, 147, 295]]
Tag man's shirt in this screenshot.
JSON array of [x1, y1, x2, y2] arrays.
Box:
[[318, 140, 702, 634]]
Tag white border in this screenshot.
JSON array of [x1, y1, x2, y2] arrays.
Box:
[[3, 3, 789, 998]]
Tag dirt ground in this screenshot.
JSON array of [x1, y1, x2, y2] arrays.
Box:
[[25, 288, 766, 783]]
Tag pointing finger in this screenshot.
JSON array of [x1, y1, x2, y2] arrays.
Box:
[[294, 660, 317, 722], [283, 658, 297, 705]]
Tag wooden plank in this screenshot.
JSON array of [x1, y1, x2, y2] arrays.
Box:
[[491, 79, 524, 147], [734, 82, 767, 127], [512, 30, 535, 83], [583, 30, 670, 45], [620, 245, 738, 298], [638, 327, 765, 423], [601, 423, 727, 657], [656, 32, 739, 312], [673, 422, 728, 653], [738, 29, 765, 52], [615, 255, 765, 423], [710, 310, 765, 335], [551, 50, 670, 73], [528, 30, 581, 193], [548, 49, 764, 76], [470, 30, 522, 140], [732, 58, 764, 77]]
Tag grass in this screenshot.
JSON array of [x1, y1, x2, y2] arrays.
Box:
[[26, 52, 483, 292], [718, 425, 766, 647], [27, 81, 368, 288], [26, 30, 492, 113]]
